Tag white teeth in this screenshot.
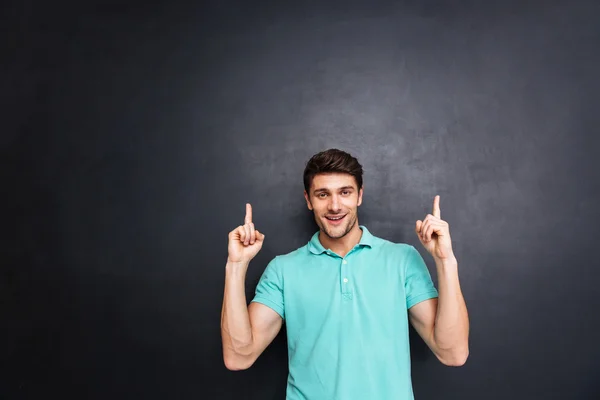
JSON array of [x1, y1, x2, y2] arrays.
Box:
[[327, 216, 344, 220]]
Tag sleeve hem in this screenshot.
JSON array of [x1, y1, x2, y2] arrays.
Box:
[[251, 297, 285, 319], [406, 290, 439, 309]]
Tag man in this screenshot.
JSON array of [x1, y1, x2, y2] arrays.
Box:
[[221, 149, 469, 399]]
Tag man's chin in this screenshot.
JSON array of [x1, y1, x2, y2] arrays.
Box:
[[316, 215, 356, 239], [322, 225, 349, 239]]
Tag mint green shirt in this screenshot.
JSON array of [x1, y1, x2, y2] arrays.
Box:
[[251, 226, 438, 400]]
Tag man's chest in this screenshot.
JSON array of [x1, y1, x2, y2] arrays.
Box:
[[282, 257, 408, 333]]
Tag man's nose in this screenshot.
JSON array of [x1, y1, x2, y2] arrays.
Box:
[[328, 195, 341, 211]]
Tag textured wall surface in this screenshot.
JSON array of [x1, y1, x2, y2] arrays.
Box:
[[2, 1, 600, 399]]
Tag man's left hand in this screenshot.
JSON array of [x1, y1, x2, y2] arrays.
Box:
[[415, 195, 455, 262]]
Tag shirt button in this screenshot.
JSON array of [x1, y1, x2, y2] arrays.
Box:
[[343, 278, 348, 283], [342, 260, 347, 264]]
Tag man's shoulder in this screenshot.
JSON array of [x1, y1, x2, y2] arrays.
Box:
[[273, 242, 312, 264], [369, 233, 416, 255], [261, 241, 310, 270]]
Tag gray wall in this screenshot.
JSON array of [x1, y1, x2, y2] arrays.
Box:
[[2, 0, 600, 399]]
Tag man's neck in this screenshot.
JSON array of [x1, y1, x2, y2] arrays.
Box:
[[319, 224, 363, 258]]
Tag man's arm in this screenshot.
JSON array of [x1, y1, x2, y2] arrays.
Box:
[[408, 257, 469, 366], [221, 260, 283, 371], [221, 204, 283, 371]]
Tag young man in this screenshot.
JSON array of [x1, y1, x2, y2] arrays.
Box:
[[221, 149, 469, 399]]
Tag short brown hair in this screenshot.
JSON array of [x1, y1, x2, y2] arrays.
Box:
[[303, 149, 363, 193]]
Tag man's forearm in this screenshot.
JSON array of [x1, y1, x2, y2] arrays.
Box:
[[221, 261, 254, 364], [433, 257, 469, 364]]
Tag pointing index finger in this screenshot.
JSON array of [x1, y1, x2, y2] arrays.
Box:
[[432, 195, 441, 219], [245, 203, 253, 224]]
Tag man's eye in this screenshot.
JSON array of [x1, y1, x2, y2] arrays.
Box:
[[318, 193, 327, 198], [342, 191, 349, 195]]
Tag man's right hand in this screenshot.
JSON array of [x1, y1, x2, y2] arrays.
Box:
[[227, 203, 265, 264]]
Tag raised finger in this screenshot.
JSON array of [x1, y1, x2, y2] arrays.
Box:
[[432, 195, 441, 219], [245, 203, 253, 225]]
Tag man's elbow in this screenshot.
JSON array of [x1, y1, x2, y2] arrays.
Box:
[[224, 354, 255, 371], [440, 347, 469, 367]]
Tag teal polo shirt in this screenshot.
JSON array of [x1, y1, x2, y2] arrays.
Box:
[[251, 225, 438, 400]]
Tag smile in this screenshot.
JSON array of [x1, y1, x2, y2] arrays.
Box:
[[325, 215, 346, 224]]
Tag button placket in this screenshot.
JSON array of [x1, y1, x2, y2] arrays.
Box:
[[341, 257, 352, 296]]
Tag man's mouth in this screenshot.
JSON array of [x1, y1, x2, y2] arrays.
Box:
[[325, 214, 346, 225]]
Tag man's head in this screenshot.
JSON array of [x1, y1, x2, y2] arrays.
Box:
[[303, 149, 364, 239]]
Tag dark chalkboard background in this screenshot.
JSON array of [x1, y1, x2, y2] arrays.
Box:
[[2, 0, 600, 399]]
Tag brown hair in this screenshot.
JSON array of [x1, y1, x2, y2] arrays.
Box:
[[303, 148, 363, 193]]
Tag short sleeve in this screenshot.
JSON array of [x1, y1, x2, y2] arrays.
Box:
[[404, 246, 438, 309], [251, 257, 285, 319]]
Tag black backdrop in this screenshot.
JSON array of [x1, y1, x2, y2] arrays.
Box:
[[3, 0, 600, 399]]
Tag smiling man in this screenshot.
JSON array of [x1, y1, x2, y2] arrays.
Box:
[[221, 149, 469, 400]]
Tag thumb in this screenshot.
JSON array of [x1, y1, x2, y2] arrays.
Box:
[[256, 230, 265, 241]]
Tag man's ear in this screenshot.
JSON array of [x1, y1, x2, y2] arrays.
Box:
[[357, 187, 364, 207], [304, 191, 313, 210]]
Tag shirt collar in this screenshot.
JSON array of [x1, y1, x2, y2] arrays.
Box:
[[308, 225, 374, 255]]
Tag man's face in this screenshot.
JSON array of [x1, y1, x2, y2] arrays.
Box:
[[304, 173, 363, 239]]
